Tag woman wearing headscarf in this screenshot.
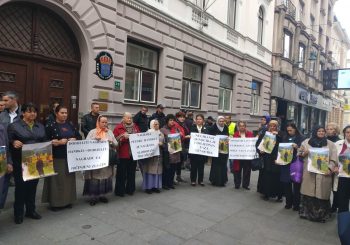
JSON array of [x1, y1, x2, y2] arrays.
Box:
[[160, 114, 183, 189], [209, 116, 229, 187], [326, 122, 341, 213], [232, 121, 254, 190], [299, 126, 338, 222], [257, 114, 271, 137], [280, 123, 305, 210], [140, 119, 164, 194], [113, 112, 140, 197], [83, 115, 118, 205], [256, 120, 283, 201]]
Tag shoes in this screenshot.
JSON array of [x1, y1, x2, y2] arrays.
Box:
[[115, 193, 125, 197], [199, 183, 205, 186], [145, 189, 153, 194], [293, 206, 300, 211], [127, 192, 134, 196], [176, 176, 186, 183], [152, 188, 161, 193], [276, 198, 283, 203], [65, 204, 73, 209], [169, 185, 175, 189], [99, 196, 109, 203], [234, 186, 240, 189], [49, 206, 64, 212], [25, 211, 42, 220], [262, 196, 269, 201], [284, 205, 292, 209], [163, 186, 170, 190], [14, 216, 23, 224], [243, 187, 250, 190], [191, 182, 196, 186], [89, 198, 98, 206]]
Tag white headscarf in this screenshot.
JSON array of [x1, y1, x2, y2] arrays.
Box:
[[216, 116, 225, 132], [148, 119, 164, 142]]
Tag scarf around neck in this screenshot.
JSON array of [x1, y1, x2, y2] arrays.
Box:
[[308, 126, 328, 148]]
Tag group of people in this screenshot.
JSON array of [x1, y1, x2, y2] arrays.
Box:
[[0, 91, 349, 240]]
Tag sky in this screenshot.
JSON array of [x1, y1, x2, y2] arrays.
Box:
[[334, 0, 350, 59]]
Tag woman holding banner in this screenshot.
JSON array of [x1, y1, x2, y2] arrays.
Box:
[[189, 114, 209, 186], [7, 103, 46, 224], [160, 114, 183, 189], [232, 121, 254, 190], [83, 115, 118, 205], [280, 123, 305, 210], [42, 105, 81, 211], [209, 116, 229, 187], [299, 126, 338, 222], [141, 119, 164, 194], [113, 112, 140, 197], [256, 120, 283, 201]]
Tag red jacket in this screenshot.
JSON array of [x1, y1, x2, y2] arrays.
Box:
[[113, 123, 140, 159], [232, 130, 254, 172]]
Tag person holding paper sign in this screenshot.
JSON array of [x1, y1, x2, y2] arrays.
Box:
[[299, 126, 338, 223], [42, 105, 81, 212], [7, 103, 46, 224], [256, 120, 283, 202], [83, 116, 118, 205], [0, 124, 12, 210], [209, 116, 229, 187], [232, 121, 254, 190], [280, 123, 305, 210], [113, 112, 140, 197], [189, 114, 209, 186]]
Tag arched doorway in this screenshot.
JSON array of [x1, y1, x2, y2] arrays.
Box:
[[0, 2, 81, 123]]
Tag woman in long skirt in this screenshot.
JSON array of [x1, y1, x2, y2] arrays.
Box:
[[209, 116, 229, 186], [141, 119, 164, 194], [83, 115, 118, 205]]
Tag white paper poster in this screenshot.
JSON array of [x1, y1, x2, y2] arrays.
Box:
[[129, 132, 160, 160], [189, 133, 219, 157], [229, 138, 258, 160]]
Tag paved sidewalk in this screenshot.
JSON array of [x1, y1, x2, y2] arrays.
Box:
[[0, 167, 339, 245]]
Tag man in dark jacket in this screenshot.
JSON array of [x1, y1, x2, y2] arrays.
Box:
[[133, 106, 149, 132], [81, 103, 100, 138], [0, 91, 22, 127], [149, 104, 166, 128]]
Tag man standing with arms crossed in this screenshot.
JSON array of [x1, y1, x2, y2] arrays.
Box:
[[81, 103, 100, 138]]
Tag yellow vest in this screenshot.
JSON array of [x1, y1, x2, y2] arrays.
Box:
[[228, 122, 236, 136]]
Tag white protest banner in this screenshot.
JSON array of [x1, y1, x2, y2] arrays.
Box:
[[129, 132, 160, 160], [67, 140, 109, 172], [189, 133, 219, 157], [229, 138, 258, 160], [338, 152, 350, 178], [307, 147, 329, 175]]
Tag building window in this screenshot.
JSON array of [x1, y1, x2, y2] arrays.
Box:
[[250, 80, 261, 114], [298, 44, 305, 68], [227, 0, 237, 29], [319, 62, 324, 81], [125, 42, 158, 103], [299, 0, 305, 21], [257, 6, 264, 45], [218, 71, 234, 112], [181, 60, 202, 108], [309, 48, 317, 76], [283, 31, 292, 59]]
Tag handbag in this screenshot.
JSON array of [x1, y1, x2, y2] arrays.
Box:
[[109, 147, 119, 166], [290, 157, 303, 183], [251, 153, 264, 171]]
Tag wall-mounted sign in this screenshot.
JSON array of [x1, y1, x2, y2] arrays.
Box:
[[309, 94, 318, 105], [299, 91, 309, 103], [95, 52, 113, 80], [114, 80, 121, 90]]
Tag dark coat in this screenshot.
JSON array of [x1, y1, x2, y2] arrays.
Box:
[[113, 123, 140, 159], [256, 131, 282, 173], [149, 112, 166, 128], [81, 112, 99, 138], [133, 111, 149, 133], [0, 106, 22, 128]]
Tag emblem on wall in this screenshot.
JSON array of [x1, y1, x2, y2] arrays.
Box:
[[95, 52, 113, 80]]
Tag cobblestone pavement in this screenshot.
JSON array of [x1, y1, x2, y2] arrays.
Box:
[[0, 167, 340, 245]]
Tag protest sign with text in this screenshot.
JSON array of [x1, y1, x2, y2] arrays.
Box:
[[22, 142, 56, 181], [229, 138, 257, 160], [129, 132, 160, 160], [67, 140, 109, 172], [189, 133, 219, 157]]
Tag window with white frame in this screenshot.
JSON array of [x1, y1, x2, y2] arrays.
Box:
[[250, 80, 261, 114], [257, 6, 264, 45], [181, 61, 202, 108], [218, 71, 234, 112], [125, 42, 158, 103], [227, 0, 237, 29], [283, 31, 292, 59], [298, 43, 305, 68]]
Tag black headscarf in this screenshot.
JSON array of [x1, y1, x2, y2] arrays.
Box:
[[308, 125, 328, 148]]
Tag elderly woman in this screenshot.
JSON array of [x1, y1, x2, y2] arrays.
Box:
[[299, 126, 338, 222], [256, 120, 283, 201], [83, 115, 118, 205], [113, 112, 140, 197], [209, 116, 229, 187], [141, 119, 164, 194], [0, 124, 13, 210], [232, 121, 254, 190], [161, 114, 183, 189], [43, 105, 81, 211], [7, 103, 46, 224]]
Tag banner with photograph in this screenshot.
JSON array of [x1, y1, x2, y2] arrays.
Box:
[[129, 132, 160, 160], [218, 135, 229, 154], [22, 142, 56, 181], [275, 143, 294, 165], [307, 148, 330, 175], [67, 140, 109, 172], [339, 152, 350, 178], [257, 132, 276, 154], [0, 146, 7, 177], [168, 133, 182, 154], [189, 133, 219, 157], [229, 138, 258, 160]]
